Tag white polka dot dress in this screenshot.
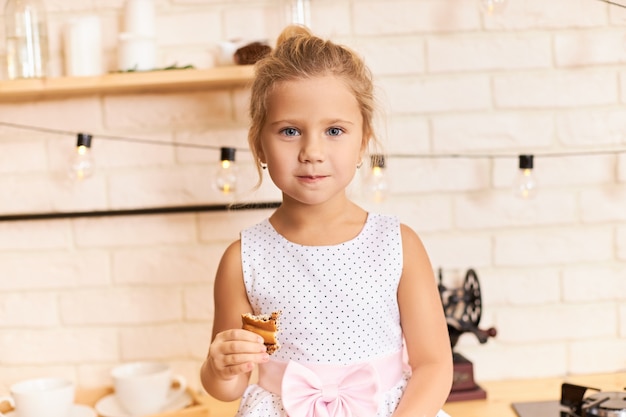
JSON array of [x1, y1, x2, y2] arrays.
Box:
[[237, 213, 451, 417]]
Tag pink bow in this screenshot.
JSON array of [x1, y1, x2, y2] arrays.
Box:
[[281, 361, 380, 417]]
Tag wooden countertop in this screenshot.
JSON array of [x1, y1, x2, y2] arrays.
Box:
[[443, 372, 625, 417], [75, 372, 625, 417]]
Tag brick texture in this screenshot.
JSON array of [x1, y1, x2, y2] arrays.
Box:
[[0, 0, 624, 393]]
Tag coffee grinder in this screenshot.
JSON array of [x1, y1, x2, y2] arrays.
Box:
[[438, 268, 497, 401]]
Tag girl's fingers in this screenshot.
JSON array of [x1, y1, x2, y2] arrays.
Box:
[[208, 330, 269, 379], [211, 352, 269, 378], [217, 328, 265, 345]]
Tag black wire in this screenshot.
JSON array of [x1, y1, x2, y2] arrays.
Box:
[[4, 120, 626, 159], [0, 120, 251, 152], [595, 0, 626, 9], [387, 148, 626, 159]]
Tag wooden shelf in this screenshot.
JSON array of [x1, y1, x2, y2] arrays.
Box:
[[0, 65, 255, 102]]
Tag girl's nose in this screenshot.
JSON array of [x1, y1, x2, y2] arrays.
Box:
[[299, 136, 325, 163]]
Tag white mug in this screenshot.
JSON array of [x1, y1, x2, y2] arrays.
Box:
[[112, 362, 187, 416], [0, 377, 74, 417]]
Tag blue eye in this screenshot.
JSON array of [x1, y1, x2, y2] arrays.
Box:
[[327, 127, 344, 136], [281, 127, 300, 137]]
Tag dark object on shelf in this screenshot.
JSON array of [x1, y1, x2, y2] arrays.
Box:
[[438, 268, 497, 402], [512, 383, 626, 417], [234, 42, 271, 65]]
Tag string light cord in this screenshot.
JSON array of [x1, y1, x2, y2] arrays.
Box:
[[4, 120, 626, 160], [0, 120, 251, 152], [386, 148, 626, 160], [3, 120, 626, 219], [595, 0, 626, 9]]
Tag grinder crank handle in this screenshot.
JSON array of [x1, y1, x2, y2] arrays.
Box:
[[471, 326, 497, 344]]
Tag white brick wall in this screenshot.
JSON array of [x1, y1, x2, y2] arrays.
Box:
[[0, 0, 625, 395]]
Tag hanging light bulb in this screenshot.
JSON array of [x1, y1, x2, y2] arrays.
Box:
[[478, 0, 507, 16], [514, 154, 537, 199], [68, 133, 95, 180], [214, 147, 238, 194], [363, 154, 390, 203]]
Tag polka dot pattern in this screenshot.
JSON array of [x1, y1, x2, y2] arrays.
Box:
[[237, 213, 452, 417], [241, 213, 404, 364]]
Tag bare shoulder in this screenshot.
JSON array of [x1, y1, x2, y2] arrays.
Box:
[[219, 239, 242, 270], [212, 239, 251, 337], [398, 222, 436, 285], [214, 239, 243, 289], [399, 223, 429, 259]]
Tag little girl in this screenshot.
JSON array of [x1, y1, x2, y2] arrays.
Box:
[[200, 25, 453, 417]]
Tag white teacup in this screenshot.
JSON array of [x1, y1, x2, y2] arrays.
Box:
[[0, 377, 74, 417], [111, 362, 187, 416]]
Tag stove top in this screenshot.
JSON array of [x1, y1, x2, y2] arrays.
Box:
[[512, 383, 626, 417]]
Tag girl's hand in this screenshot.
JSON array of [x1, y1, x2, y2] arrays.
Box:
[[207, 329, 269, 380]]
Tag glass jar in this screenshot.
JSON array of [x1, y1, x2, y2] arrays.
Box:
[[4, 0, 49, 79]]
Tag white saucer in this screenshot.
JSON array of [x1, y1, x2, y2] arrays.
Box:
[[4, 404, 96, 417], [94, 392, 192, 417]]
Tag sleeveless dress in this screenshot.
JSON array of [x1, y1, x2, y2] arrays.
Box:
[[238, 213, 451, 417]]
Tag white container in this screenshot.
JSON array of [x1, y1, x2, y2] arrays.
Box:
[[63, 15, 103, 77], [111, 362, 187, 416], [0, 377, 74, 417], [4, 0, 49, 79], [117, 32, 156, 71], [123, 0, 156, 37]]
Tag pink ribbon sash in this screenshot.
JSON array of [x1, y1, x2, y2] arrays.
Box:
[[258, 350, 405, 417]]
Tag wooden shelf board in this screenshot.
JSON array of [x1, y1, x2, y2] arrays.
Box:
[[0, 65, 255, 101]]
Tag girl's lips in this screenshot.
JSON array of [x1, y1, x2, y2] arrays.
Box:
[[297, 175, 328, 182]]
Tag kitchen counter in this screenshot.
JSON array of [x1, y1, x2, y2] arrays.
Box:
[[76, 372, 625, 417], [441, 372, 625, 417], [195, 372, 626, 417]]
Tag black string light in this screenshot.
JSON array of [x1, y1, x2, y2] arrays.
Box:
[[68, 133, 95, 180], [2, 120, 626, 221], [4, 120, 626, 169], [515, 154, 536, 200], [215, 147, 238, 194]]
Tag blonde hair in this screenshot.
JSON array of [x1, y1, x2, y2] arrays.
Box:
[[247, 25, 378, 185]]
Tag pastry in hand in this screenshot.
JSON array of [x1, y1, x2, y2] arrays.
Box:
[[241, 311, 281, 354]]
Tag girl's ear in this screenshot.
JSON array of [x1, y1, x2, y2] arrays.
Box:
[[253, 136, 266, 164], [257, 147, 266, 164], [359, 135, 369, 161]]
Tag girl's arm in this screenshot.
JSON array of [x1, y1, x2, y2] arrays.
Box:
[[393, 224, 454, 417], [200, 240, 269, 402]]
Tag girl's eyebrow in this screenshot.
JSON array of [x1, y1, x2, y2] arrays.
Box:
[[268, 118, 355, 126], [327, 119, 355, 125], [268, 119, 297, 126]]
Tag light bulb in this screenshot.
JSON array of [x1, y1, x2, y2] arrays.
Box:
[[514, 154, 537, 199], [363, 154, 390, 203], [214, 147, 238, 194], [68, 133, 95, 180], [478, 0, 507, 16]]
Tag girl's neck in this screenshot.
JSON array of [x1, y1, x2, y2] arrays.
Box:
[[269, 198, 367, 246]]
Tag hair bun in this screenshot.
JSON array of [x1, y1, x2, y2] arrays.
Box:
[[276, 25, 312, 47]]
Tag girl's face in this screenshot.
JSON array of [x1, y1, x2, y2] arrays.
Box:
[[259, 76, 366, 207]]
